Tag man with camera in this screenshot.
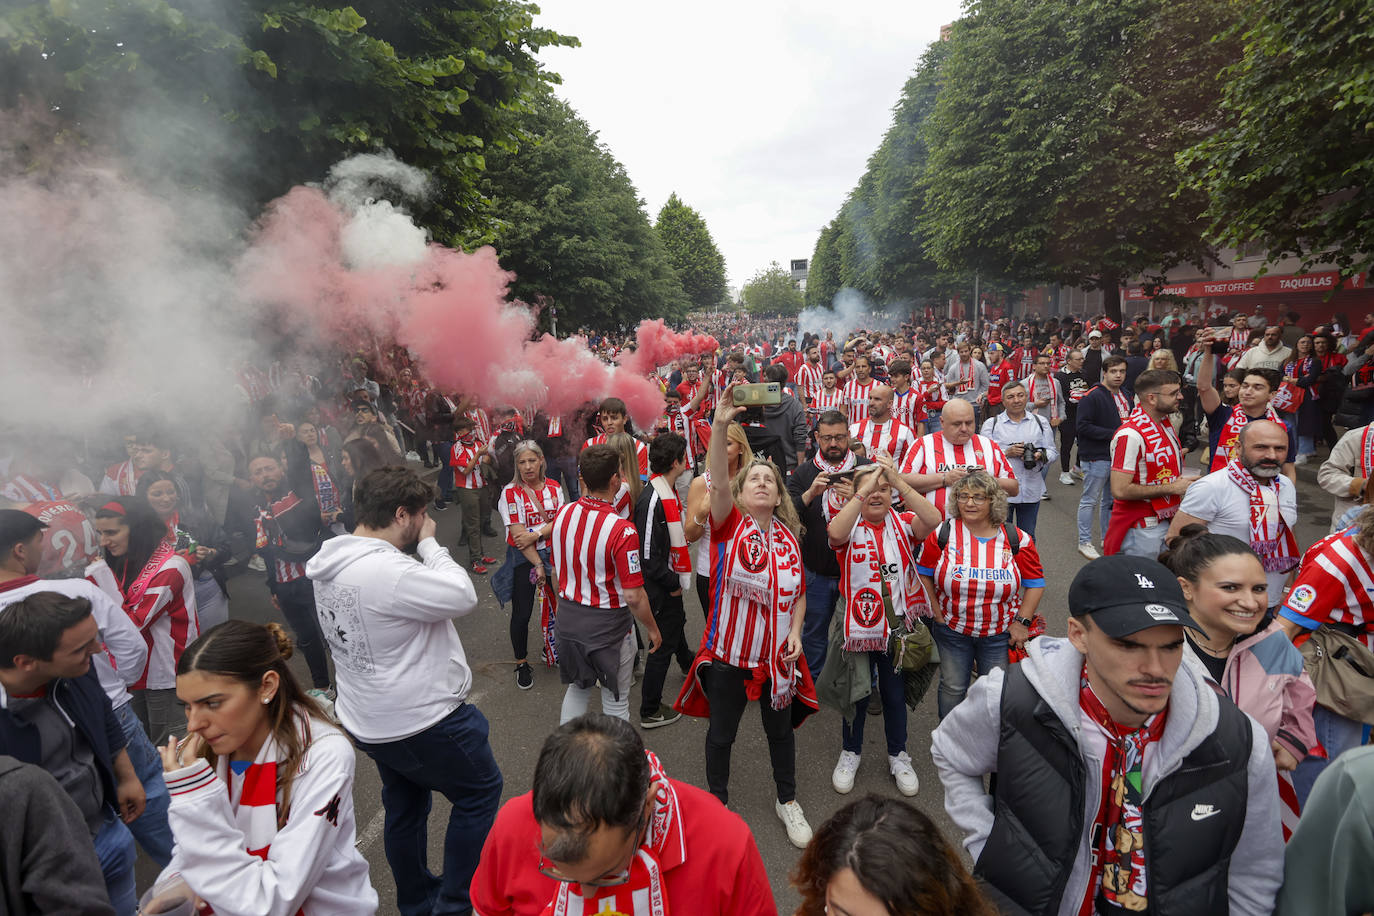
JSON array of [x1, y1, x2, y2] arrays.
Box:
[[980, 381, 1057, 536]]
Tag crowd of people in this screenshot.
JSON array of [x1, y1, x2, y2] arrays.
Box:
[[2, 301, 1374, 915]]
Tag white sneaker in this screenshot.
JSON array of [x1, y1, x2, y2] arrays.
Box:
[[405, 450, 422, 462], [888, 751, 920, 796], [1077, 543, 1101, 560], [1059, 472, 1075, 485], [247, 555, 266, 572], [1071, 466, 1086, 480], [831, 750, 861, 794], [1293, 454, 1309, 466], [774, 799, 813, 848], [306, 688, 337, 723]]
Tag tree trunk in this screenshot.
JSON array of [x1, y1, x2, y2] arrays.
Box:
[[1101, 276, 1123, 327]]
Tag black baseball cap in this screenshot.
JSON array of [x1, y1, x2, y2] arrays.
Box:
[[1069, 555, 1205, 639], [0, 509, 47, 552]]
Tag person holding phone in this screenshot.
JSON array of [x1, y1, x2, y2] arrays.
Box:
[[675, 383, 816, 849]]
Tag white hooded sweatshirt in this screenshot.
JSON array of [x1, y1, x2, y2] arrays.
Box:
[[306, 535, 477, 743], [930, 635, 1284, 916]]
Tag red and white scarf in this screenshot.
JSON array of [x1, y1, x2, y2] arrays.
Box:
[[1026, 373, 1061, 419], [546, 752, 683, 916], [1110, 387, 1132, 419], [224, 733, 286, 861], [648, 475, 693, 592], [1225, 460, 1300, 573], [1209, 404, 1280, 473], [721, 512, 803, 709], [839, 512, 925, 652], [1360, 425, 1374, 478], [813, 450, 857, 523], [539, 578, 559, 667], [113, 531, 176, 612], [1124, 407, 1183, 518], [254, 491, 303, 551]]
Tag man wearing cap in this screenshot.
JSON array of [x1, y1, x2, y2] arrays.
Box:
[[932, 555, 1284, 916], [1083, 329, 1109, 386]]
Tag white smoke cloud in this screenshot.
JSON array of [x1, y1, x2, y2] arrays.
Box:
[[797, 287, 903, 341]]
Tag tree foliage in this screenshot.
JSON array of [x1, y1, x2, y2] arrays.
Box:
[[1178, 0, 1374, 278], [0, 0, 575, 246], [655, 193, 729, 312], [741, 261, 804, 316], [481, 93, 690, 331], [919, 0, 1238, 322]]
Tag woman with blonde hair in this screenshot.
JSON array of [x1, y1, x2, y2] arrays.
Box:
[[682, 422, 752, 613], [605, 431, 642, 518], [916, 470, 1045, 719], [1149, 348, 1180, 372], [496, 440, 565, 690], [155, 620, 377, 915]]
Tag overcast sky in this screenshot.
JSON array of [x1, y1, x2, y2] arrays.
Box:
[[533, 0, 964, 294]]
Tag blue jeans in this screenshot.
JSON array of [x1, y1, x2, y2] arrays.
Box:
[[1120, 522, 1168, 560], [1297, 435, 1316, 456], [1292, 704, 1371, 806], [802, 570, 841, 677], [353, 703, 504, 916], [113, 701, 173, 866], [1076, 458, 1113, 545], [552, 455, 580, 500], [925, 413, 942, 435], [932, 623, 1009, 719], [1007, 501, 1039, 537], [841, 651, 908, 756], [93, 810, 137, 916]]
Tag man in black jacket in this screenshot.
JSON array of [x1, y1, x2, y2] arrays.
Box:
[[633, 434, 695, 730], [226, 438, 333, 700], [786, 410, 869, 675], [0, 593, 146, 915], [1074, 355, 1133, 560]]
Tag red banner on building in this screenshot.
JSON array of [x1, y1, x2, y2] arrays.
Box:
[[1123, 270, 1366, 301]]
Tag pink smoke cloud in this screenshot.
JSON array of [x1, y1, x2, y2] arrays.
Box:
[[617, 319, 718, 376]]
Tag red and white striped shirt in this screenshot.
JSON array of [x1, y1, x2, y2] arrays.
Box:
[[917, 520, 1044, 637], [551, 497, 644, 609], [891, 387, 924, 430], [499, 480, 566, 550], [657, 408, 698, 469], [112, 554, 199, 689], [811, 385, 847, 419], [843, 377, 876, 425], [900, 433, 1016, 517], [796, 362, 823, 404], [1280, 526, 1374, 650], [466, 408, 491, 443], [582, 435, 649, 479], [450, 439, 485, 488], [918, 379, 947, 417], [849, 417, 918, 463], [704, 508, 804, 668]]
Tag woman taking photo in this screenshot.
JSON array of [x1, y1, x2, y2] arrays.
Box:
[[297, 421, 346, 535], [916, 471, 1045, 720], [94, 496, 200, 745], [156, 620, 377, 915], [825, 460, 941, 797], [675, 383, 816, 849], [792, 795, 995, 916], [496, 440, 565, 690], [1159, 527, 1317, 837], [682, 422, 753, 614], [137, 469, 232, 631]]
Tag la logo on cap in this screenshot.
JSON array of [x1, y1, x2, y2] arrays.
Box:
[[1144, 603, 1178, 622], [1135, 573, 1155, 589]]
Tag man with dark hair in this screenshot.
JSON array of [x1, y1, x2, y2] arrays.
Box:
[[761, 362, 809, 472], [1196, 330, 1297, 480], [551, 446, 661, 726], [1075, 354, 1134, 559], [1107, 369, 1199, 558], [933, 556, 1283, 916], [583, 398, 648, 478], [0, 592, 147, 915], [470, 713, 775, 915], [100, 428, 193, 507], [307, 466, 503, 916], [634, 434, 695, 729]]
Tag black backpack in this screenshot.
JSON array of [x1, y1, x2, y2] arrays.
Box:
[[935, 518, 1021, 555]]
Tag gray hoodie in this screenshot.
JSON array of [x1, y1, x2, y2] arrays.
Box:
[[931, 636, 1283, 916]]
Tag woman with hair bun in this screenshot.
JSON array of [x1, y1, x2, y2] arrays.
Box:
[[792, 794, 995, 915], [155, 620, 377, 915]]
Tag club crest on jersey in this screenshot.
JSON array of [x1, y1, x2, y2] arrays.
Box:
[[737, 531, 768, 573], [852, 587, 884, 628]]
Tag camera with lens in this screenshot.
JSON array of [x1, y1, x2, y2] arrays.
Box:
[[1020, 443, 1041, 470]]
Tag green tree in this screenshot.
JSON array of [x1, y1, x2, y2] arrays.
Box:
[[481, 93, 690, 330], [1178, 0, 1374, 278], [654, 193, 729, 312], [741, 261, 804, 316], [806, 220, 844, 310], [0, 0, 575, 246], [920, 0, 1237, 321]]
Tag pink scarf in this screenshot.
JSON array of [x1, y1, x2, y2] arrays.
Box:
[[839, 512, 925, 652], [1210, 404, 1280, 473], [1225, 460, 1299, 573]]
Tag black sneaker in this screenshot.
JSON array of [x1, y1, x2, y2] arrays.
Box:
[[432, 499, 448, 511], [640, 705, 682, 729], [515, 662, 533, 690]]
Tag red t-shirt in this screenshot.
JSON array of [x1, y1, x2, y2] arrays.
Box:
[[469, 781, 776, 916], [986, 359, 1019, 405]]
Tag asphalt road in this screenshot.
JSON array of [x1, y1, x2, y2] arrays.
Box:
[[135, 456, 1338, 914]]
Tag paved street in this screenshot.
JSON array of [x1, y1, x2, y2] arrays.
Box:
[[137, 457, 1339, 913]]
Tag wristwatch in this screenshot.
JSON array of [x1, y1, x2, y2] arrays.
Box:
[[1014, 616, 1034, 627]]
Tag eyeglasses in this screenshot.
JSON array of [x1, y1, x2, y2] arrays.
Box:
[[535, 810, 647, 888], [955, 494, 989, 504]]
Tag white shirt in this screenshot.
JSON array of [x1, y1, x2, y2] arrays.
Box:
[[1235, 343, 1293, 371], [1177, 470, 1298, 603], [980, 412, 1058, 503], [307, 536, 478, 743]]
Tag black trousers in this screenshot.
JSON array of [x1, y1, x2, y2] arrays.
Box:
[[704, 662, 796, 805], [510, 559, 536, 661], [274, 577, 331, 689], [640, 581, 693, 716], [1060, 407, 1078, 471], [695, 573, 711, 619]]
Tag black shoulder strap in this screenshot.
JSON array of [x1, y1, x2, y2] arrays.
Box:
[[1001, 523, 1021, 555], [937, 519, 953, 551]]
